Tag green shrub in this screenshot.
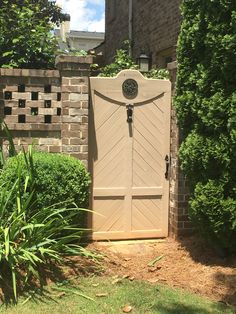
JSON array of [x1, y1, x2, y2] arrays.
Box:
[[179, 131, 232, 189], [190, 181, 236, 253], [98, 41, 138, 77], [0, 151, 90, 214], [175, 0, 236, 252], [98, 40, 170, 79], [0, 148, 94, 303]]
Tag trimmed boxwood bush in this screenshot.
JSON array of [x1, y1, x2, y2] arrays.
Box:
[[0, 151, 90, 217], [175, 0, 236, 253]]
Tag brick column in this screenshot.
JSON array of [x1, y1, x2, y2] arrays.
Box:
[[55, 55, 93, 168], [167, 61, 192, 237]]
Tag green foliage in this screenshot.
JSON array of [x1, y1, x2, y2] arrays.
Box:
[[67, 50, 88, 57], [0, 147, 92, 303], [0, 0, 64, 68], [98, 41, 170, 79], [0, 151, 90, 213], [99, 41, 138, 77], [175, 0, 236, 252], [56, 49, 88, 57], [144, 68, 170, 80], [179, 131, 232, 189], [190, 181, 236, 252]]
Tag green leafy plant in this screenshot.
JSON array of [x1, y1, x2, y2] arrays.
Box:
[[98, 41, 138, 77], [0, 147, 93, 303], [144, 68, 170, 80], [98, 41, 169, 79], [56, 49, 88, 57], [175, 0, 236, 252], [0, 0, 65, 68], [190, 181, 236, 252], [0, 152, 90, 219]]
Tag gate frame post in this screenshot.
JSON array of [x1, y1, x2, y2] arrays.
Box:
[[168, 61, 192, 237]]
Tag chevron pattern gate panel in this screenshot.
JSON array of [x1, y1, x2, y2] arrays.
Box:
[[89, 70, 171, 240]]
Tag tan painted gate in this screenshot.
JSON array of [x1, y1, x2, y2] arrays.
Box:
[[89, 70, 171, 240]]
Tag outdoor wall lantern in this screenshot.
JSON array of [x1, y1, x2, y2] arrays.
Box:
[[138, 53, 150, 72]]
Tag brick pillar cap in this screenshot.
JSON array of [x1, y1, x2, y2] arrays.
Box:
[[55, 55, 94, 67]]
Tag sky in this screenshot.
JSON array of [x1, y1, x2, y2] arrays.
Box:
[[56, 0, 105, 32]]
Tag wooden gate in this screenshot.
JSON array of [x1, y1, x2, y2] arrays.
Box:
[[89, 70, 171, 240]]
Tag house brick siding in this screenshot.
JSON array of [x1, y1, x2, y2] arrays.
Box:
[[104, 0, 182, 67], [104, 0, 129, 64]]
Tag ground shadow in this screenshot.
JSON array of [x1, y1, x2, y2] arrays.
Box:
[[177, 234, 236, 267], [0, 254, 100, 305], [151, 301, 234, 314], [176, 235, 236, 309], [214, 272, 236, 307]]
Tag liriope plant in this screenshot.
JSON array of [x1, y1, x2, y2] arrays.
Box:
[[0, 129, 94, 303]]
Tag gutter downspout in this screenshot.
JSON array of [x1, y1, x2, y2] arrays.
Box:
[[129, 0, 133, 57]]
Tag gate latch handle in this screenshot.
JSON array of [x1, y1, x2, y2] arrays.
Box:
[[126, 104, 133, 123], [165, 155, 170, 179]]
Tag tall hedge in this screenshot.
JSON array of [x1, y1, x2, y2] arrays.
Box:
[[175, 0, 236, 252]]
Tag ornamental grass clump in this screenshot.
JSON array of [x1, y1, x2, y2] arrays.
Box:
[[0, 146, 92, 303], [175, 0, 236, 253]]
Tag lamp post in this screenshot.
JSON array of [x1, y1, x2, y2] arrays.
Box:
[[137, 53, 150, 72]]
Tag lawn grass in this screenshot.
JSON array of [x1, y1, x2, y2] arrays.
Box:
[[0, 276, 235, 314]]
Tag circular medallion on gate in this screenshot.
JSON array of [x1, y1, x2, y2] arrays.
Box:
[[122, 79, 138, 99]]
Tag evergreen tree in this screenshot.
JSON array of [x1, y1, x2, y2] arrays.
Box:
[[175, 0, 236, 252]]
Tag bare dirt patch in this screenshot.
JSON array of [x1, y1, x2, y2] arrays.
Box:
[[88, 236, 236, 307]]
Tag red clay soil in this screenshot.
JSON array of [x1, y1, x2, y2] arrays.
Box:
[[89, 236, 236, 307]]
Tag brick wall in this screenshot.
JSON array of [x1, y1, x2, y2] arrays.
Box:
[[0, 55, 92, 168], [104, 0, 182, 67], [168, 61, 192, 236]]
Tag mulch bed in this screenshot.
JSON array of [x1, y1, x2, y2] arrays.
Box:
[[0, 236, 235, 307], [89, 236, 236, 307]]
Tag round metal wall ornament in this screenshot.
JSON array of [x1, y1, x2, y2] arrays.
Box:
[[122, 79, 138, 99]]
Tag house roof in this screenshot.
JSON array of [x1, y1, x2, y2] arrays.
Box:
[[69, 31, 105, 40], [55, 29, 105, 40]]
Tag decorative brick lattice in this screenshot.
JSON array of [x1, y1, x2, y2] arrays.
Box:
[[0, 70, 62, 130], [0, 56, 92, 161]]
